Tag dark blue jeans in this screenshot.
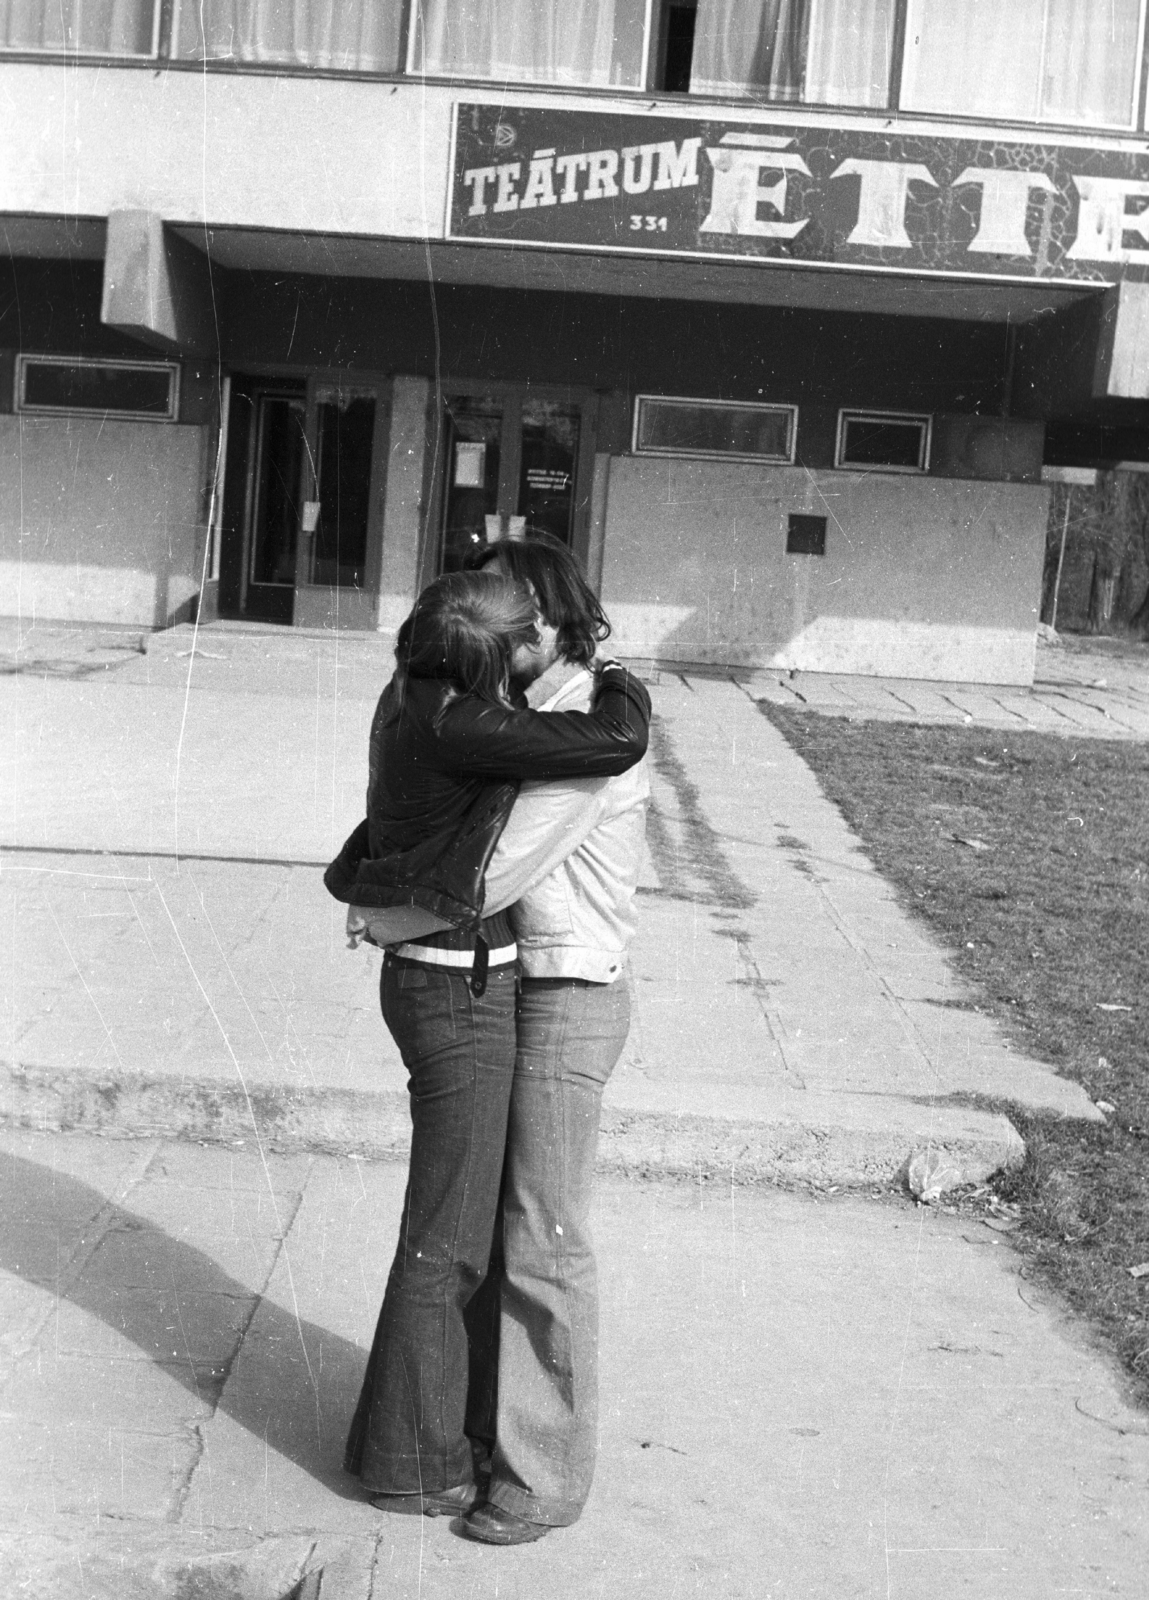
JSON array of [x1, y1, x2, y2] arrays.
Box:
[[344, 954, 518, 1495], [486, 974, 630, 1525]]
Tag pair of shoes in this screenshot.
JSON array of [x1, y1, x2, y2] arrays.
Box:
[[369, 1481, 479, 1518], [463, 1504, 552, 1545]]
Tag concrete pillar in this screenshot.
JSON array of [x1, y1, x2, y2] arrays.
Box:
[[376, 376, 431, 633], [586, 452, 612, 592], [1093, 280, 1149, 399]]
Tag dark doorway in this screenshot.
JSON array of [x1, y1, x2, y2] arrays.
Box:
[[219, 376, 307, 624], [310, 392, 377, 589]]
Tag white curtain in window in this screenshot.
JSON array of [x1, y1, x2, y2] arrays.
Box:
[[175, 0, 402, 71], [413, 0, 627, 88], [689, 0, 810, 100], [902, 0, 1140, 128], [902, 0, 1047, 121], [805, 0, 896, 108], [689, 0, 894, 104], [1043, 0, 1141, 127], [0, 0, 155, 54]]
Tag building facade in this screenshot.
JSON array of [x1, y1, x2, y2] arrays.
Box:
[[3, 1, 1149, 682]]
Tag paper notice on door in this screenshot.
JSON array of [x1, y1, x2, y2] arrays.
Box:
[[526, 469, 569, 492], [301, 501, 321, 533], [455, 441, 486, 487]]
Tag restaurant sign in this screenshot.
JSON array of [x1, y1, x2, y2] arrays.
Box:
[[448, 103, 1149, 283]]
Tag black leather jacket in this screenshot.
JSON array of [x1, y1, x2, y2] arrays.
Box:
[[324, 664, 651, 932]]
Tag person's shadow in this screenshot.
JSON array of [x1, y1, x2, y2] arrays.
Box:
[[0, 1151, 368, 1498]]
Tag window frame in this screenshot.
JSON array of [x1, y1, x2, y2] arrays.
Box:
[[652, 0, 902, 111], [16, 354, 181, 422], [406, 0, 655, 94], [899, 0, 1149, 135], [835, 409, 932, 475], [632, 394, 798, 465], [168, 0, 403, 72], [0, 0, 1143, 139], [0, 0, 162, 60], [651, 0, 1148, 131]]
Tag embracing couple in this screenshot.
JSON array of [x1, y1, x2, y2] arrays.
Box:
[[325, 534, 651, 1545]]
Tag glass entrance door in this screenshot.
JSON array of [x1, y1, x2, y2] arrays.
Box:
[[439, 389, 588, 572], [519, 397, 581, 545], [243, 385, 307, 624], [292, 384, 382, 630], [441, 395, 504, 573], [219, 375, 384, 629]]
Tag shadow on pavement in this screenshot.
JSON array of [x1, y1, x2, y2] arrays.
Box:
[[0, 1152, 366, 1500]]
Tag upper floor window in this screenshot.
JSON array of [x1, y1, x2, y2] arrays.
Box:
[[409, 0, 648, 89], [900, 0, 1145, 129], [0, 0, 158, 56], [173, 0, 402, 70], [685, 0, 897, 108], [3, 0, 1145, 135]]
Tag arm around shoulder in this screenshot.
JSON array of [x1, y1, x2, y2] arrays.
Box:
[[434, 668, 651, 783]]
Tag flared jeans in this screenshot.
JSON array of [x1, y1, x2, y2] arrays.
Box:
[[345, 957, 630, 1523], [344, 955, 518, 1495], [480, 973, 631, 1526]]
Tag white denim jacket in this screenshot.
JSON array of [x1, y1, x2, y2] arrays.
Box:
[[483, 661, 650, 983]]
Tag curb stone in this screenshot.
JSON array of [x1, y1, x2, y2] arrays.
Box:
[[0, 1061, 1024, 1192]]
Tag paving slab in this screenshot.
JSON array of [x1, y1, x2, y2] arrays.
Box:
[[742, 635, 1149, 739], [2, 1128, 1146, 1600], [0, 1526, 369, 1600]]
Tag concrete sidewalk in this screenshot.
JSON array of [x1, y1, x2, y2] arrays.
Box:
[[2, 620, 1102, 1188], [3, 623, 1102, 1189], [1, 623, 1144, 1597], [2, 1126, 1146, 1600]]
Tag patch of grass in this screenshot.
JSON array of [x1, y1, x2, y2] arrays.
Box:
[[762, 707, 1149, 1404]]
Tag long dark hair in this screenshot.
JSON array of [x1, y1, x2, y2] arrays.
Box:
[[394, 570, 539, 708], [469, 531, 610, 668]]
